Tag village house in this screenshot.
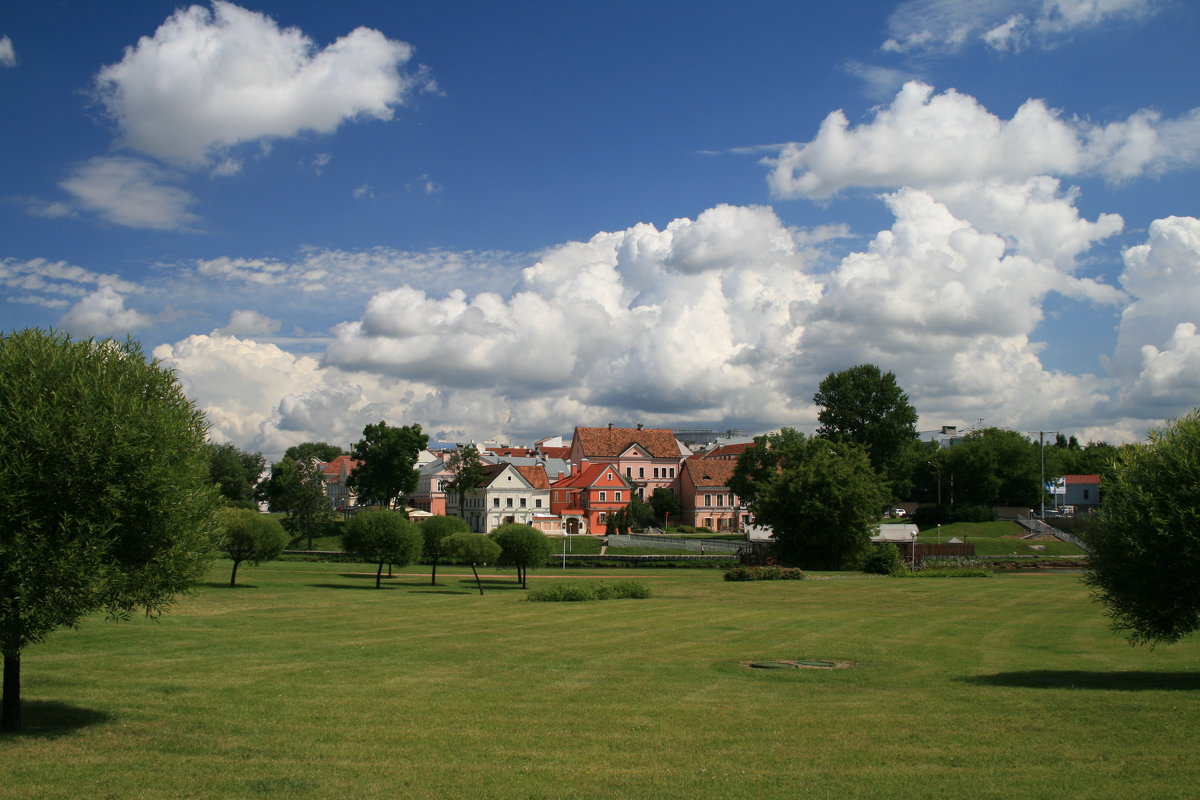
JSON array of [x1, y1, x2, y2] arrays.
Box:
[[317, 455, 361, 509]]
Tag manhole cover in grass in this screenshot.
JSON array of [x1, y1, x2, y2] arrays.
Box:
[[746, 659, 851, 670]]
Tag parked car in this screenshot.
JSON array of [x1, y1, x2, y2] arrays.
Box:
[[891, 508, 907, 518]]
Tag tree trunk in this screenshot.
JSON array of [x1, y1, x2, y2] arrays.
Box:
[[2, 650, 20, 733], [375, 560, 384, 589], [430, 557, 439, 586], [471, 563, 484, 595], [230, 559, 240, 587]]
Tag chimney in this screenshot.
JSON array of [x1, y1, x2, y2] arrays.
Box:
[[636, 421, 643, 430], [608, 422, 613, 429]]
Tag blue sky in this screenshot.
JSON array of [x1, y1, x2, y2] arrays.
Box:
[[3, 0, 1199, 457]]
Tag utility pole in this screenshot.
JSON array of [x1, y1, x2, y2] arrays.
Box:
[[1037, 430, 1058, 519]]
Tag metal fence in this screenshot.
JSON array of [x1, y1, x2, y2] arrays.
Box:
[[605, 533, 746, 554]]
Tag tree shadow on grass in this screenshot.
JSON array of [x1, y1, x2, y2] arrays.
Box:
[[959, 670, 1200, 691], [198, 582, 262, 589], [2, 701, 112, 738], [411, 588, 474, 595]]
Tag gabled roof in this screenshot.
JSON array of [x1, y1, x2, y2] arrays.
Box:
[[1064, 474, 1101, 485], [539, 446, 570, 460], [551, 463, 627, 489], [572, 426, 686, 459], [319, 455, 361, 480], [474, 462, 551, 491], [682, 458, 736, 488]]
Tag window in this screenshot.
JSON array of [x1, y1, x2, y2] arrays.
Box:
[[638, 467, 645, 478], [704, 494, 712, 507], [506, 497, 514, 508], [598, 512, 607, 523], [615, 491, 622, 502], [669, 467, 675, 478], [437, 480, 445, 492], [519, 497, 527, 507], [653, 467, 659, 478], [599, 491, 607, 502], [493, 497, 500, 508], [716, 494, 724, 506], [535, 498, 542, 508], [626, 467, 631, 477], [1083, 489, 1091, 500]]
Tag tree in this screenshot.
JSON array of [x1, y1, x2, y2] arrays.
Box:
[[218, 508, 287, 587], [420, 515, 471, 585], [942, 427, 1040, 508], [606, 506, 632, 536], [0, 330, 221, 732], [341, 510, 423, 589], [813, 364, 920, 499], [649, 488, 681, 525], [445, 445, 489, 516], [490, 523, 552, 588], [347, 421, 428, 510], [283, 442, 344, 463], [208, 442, 265, 509], [626, 493, 655, 529], [730, 428, 889, 569], [445, 533, 501, 595], [1083, 410, 1200, 645], [257, 457, 334, 550]]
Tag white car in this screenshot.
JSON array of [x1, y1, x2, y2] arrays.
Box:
[[892, 508, 907, 518]]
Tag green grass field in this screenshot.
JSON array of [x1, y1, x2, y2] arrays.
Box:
[[914, 520, 1086, 556], [5, 560, 1196, 799]]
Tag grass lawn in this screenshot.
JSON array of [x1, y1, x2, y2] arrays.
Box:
[[5, 561, 1197, 799], [915, 521, 1086, 556]]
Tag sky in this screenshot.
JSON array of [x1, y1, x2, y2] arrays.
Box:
[[2, 0, 1199, 459]]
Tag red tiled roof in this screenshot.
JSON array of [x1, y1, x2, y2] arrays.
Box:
[[682, 458, 736, 488], [551, 463, 622, 489], [703, 442, 751, 459], [1064, 474, 1101, 485], [573, 426, 684, 459], [513, 464, 550, 490], [539, 446, 570, 460]]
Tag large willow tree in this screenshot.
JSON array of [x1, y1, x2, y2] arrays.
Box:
[[0, 330, 220, 732]]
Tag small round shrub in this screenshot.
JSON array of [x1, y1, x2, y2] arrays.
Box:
[[862, 543, 900, 575]]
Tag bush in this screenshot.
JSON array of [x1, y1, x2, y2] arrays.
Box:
[[912, 504, 995, 527], [527, 580, 651, 602], [862, 543, 900, 575], [891, 558, 992, 577], [723, 566, 805, 581]]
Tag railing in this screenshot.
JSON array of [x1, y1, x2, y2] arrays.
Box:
[[605, 533, 746, 554], [1016, 518, 1085, 548]]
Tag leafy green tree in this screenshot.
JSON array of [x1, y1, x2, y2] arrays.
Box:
[[490, 523, 552, 588], [943, 427, 1040, 507], [257, 457, 334, 549], [208, 442, 265, 509], [445, 533, 501, 595], [283, 442, 344, 463], [445, 445, 488, 515], [347, 421, 429, 510], [814, 364, 920, 499], [626, 493, 655, 529], [649, 488, 681, 525], [341, 510, 422, 589], [1083, 410, 1200, 645], [606, 506, 632, 536], [0, 330, 221, 732], [218, 508, 287, 587], [419, 515, 471, 585], [730, 428, 889, 569]]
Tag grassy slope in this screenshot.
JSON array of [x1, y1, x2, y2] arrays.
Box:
[[5, 562, 1196, 799], [915, 520, 1086, 556]]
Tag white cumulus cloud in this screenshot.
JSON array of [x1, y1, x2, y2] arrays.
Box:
[[767, 82, 1200, 200], [59, 286, 153, 338], [59, 156, 199, 231], [93, 1, 431, 166], [0, 35, 17, 67]]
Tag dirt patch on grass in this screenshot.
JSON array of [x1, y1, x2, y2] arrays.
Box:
[[745, 659, 854, 670]]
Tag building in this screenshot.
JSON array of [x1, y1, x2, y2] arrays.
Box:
[[678, 458, 749, 531], [568, 424, 689, 501], [549, 463, 632, 536], [317, 455, 361, 509], [449, 462, 551, 534], [1063, 474, 1101, 510]]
